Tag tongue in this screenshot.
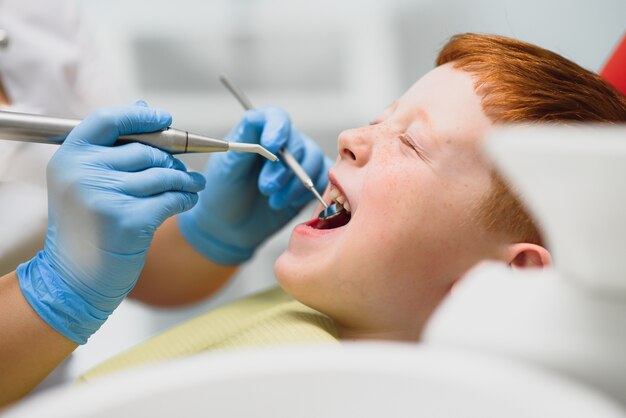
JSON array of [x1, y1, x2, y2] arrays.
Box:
[[307, 211, 352, 230]]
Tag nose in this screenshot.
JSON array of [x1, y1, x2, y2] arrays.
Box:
[[337, 127, 371, 167]]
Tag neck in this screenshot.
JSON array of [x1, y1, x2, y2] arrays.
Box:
[[0, 81, 10, 106], [335, 322, 422, 342]]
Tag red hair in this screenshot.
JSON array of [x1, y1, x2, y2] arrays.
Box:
[[436, 34, 626, 244]]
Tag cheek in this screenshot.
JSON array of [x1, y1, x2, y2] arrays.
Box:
[[360, 164, 432, 240], [350, 168, 476, 284], [337, 170, 427, 280]]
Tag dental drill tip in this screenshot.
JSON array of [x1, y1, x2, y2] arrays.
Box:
[[310, 187, 328, 209], [227, 142, 278, 161]]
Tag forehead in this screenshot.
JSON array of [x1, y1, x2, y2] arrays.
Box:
[[392, 63, 491, 149]]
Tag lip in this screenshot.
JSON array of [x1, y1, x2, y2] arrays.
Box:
[[294, 221, 347, 237]]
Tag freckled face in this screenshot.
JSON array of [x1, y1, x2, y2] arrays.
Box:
[[275, 64, 498, 339]]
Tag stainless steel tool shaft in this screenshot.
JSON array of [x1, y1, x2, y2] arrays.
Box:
[[219, 75, 328, 208], [0, 110, 277, 160]]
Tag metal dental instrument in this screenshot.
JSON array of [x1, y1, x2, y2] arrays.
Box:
[[220, 75, 345, 220], [0, 110, 278, 160], [317, 202, 347, 221]]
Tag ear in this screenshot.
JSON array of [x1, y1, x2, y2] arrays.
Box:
[[502, 243, 552, 269]]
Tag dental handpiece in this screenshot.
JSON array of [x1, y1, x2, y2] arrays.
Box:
[[0, 110, 278, 161], [219, 75, 329, 209]]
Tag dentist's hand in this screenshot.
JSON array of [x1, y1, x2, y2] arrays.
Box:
[[16, 102, 206, 344], [178, 107, 331, 264]]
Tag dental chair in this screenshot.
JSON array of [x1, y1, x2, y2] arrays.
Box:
[[4, 125, 626, 418], [2, 343, 623, 418], [425, 125, 626, 412]]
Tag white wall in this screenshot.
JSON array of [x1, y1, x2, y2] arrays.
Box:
[[81, 0, 626, 157]]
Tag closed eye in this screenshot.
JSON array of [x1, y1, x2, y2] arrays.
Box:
[[399, 133, 431, 164]]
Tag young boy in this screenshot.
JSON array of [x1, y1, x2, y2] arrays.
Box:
[[85, 33, 626, 379]]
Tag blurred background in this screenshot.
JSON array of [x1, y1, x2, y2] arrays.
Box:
[[81, 0, 626, 157], [38, 0, 625, 386]]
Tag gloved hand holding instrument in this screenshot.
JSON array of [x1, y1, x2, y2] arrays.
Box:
[[17, 102, 207, 344], [178, 79, 332, 265]]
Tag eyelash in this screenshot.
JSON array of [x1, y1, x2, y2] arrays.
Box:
[[399, 133, 429, 163]]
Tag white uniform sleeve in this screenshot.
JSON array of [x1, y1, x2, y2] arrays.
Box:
[[0, 0, 121, 273], [0, 0, 121, 118]]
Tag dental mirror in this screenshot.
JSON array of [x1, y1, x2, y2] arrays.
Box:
[[311, 202, 350, 229], [318, 203, 345, 220]]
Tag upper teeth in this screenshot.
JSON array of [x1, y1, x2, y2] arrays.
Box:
[[328, 187, 351, 212]]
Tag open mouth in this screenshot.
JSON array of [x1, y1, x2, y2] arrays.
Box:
[[306, 186, 352, 230], [306, 207, 351, 229]]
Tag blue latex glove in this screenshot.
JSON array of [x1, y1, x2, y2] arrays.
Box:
[[17, 102, 206, 344], [179, 107, 331, 265]]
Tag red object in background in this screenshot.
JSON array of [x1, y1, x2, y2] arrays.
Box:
[[601, 33, 626, 95]]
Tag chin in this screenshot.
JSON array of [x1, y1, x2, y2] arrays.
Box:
[[273, 249, 325, 308], [273, 250, 303, 293], [273, 251, 289, 285]]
